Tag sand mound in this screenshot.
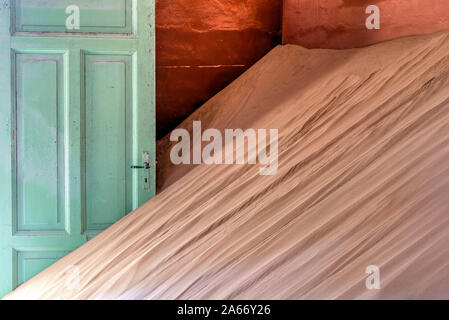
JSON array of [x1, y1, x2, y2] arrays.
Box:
[[6, 30, 449, 300]]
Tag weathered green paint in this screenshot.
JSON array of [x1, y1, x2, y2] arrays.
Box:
[[17, 251, 70, 285], [0, 0, 156, 297], [13, 0, 133, 34], [16, 53, 66, 232], [85, 54, 132, 230]]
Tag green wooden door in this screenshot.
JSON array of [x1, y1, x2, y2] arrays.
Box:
[[0, 0, 155, 297]]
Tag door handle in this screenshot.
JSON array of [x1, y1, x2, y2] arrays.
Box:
[[130, 164, 150, 169], [131, 151, 151, 169], [131, 152, 151, 192]]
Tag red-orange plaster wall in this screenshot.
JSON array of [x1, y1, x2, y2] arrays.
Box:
[[282, 0, 449, 49], [156, 0, 282, 138]]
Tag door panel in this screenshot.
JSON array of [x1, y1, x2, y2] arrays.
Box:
[[17, 250, 70, 285], [15, 52, 66, 233], [0, 0, 156, 297], [84, 54, 132, 231], [14, 0, 132, 34]]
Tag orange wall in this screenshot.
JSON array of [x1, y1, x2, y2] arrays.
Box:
[[283, 0, 449, 49], [156, 0, 282, 138]]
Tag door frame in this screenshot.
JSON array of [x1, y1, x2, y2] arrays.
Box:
[[0, 0, 13, 297]]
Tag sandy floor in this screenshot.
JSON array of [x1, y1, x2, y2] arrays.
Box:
[[6, 30, 449, 299]]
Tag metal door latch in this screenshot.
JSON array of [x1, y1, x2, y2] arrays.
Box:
[[131, 151, 151, 169], [131, 164, 150, 169], [131, 152, 151, 191]]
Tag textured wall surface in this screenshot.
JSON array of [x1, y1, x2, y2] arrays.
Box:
[[156, 0, 282, 138], [283, 0, 449, 49]]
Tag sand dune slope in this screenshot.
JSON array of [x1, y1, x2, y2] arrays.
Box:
[[6, 31, 449, 300]]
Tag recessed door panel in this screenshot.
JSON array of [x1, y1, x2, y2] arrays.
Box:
[[13, 0, 132, 34], [84, 54, 132, 232], [14, 53, 66, 233], [16, 250, 70, 285]]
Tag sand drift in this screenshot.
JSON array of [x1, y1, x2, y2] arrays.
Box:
[[6, 31, 449, 299]]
